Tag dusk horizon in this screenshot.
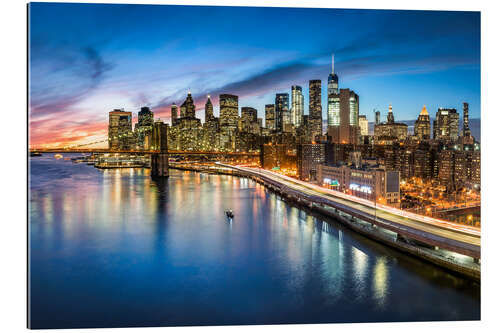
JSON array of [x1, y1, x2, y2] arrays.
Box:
[[28, 3, 480, 148]]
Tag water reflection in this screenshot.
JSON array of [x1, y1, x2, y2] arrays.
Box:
[[29, 155, 480, 329], [373, 257, 389, 308]]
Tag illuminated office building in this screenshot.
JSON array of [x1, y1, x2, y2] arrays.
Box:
[[297, 143, 325, 181], [328, 88, 359, 145], [309, 79, 322, 141], [433, 108, 459, 141], [291, 85, 304, 127], [108, 109, 133, 150], [205, 95, 214, 121], [374, 105, 408, 145], [219, 94, 239, 150], [241, 107, 258, 133], [171, 103, 178, 125], [358, 115, 368, 136], [275, 93, 290, 133], [265, 104, 275, 131], [180, 92, 196, 118], [461, 102, 474, 145], [414, 105, 431, 140], [219, 94, 239, 128], [135, 106, 154, 150]]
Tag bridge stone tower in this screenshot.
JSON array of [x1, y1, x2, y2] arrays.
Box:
[[151, 121, 169, 177]]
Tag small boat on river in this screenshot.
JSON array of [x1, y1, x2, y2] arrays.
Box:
[[225, 209, 234, 219]]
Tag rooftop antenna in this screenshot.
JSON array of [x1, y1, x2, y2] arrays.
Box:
[[332, 53, 335, 74]]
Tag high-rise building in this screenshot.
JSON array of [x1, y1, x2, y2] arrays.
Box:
[[463, 102, 471, 137], [219, 94, 239, 151], [327, 54, 339, 96], [433, 108, 459, 141], [375, 110, 381, 125], [327, 90, 340, 127], [297, 143, 326, 181], [374, 105, 408, 145], [291, 85, 304, 127], [275, 93, 290, 132], [138, 106, 153, 127], [180, 92, 196, 118], [108, 109, 132, 150], [135, 107, 154, 150], [358, 115, 368, 136], [265, 104, 275, 131], [328, 88, 359, 145], [326, 54, 340, 130], [414, 105, 431, 140], [219, 94, 239, 128], [438, 150, 455, 186], [387, 104, 395, 123], [241, 107, 257, 133], [241, 107, 257, 123], [461, 102, 474, 145], [414, 146, 432, 180], [309, 79, 322, 141], [205, 95, 214, 121], [171, 104, 178, 125]]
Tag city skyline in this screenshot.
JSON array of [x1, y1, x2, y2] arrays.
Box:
[[29, 3, 480, 148]]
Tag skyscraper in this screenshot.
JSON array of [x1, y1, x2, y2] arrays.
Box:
[[180, 92, 196, 118], [326, 54, 340, 138], [414, 105, 431, 140], [387, 104, 395, 123], [205, 95, 214, 121], [171, 104, 178, 125], [375, 110, 381, 125], [297, 143, 326, 181], [219, 94, 239, 128], [291, 85, 304, 127], [240, 107, 257, 133], [374, 105, 408, 144], [463, 102, 471, 137], [138, 107, 153, 127], [328, 88, 359, 144], [275, 93, 290, 132], [108, 109, 132, 150], [433, 108, 459, 141], [241, 107, 257, 123], [358, 115, 368, 136], [309, 79, 322, 141], [265, 104, 275, 131], [135, 106, 154, 150], [219, 94, 239, 150]]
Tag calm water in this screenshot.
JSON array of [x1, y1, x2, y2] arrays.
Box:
[[29, 154, 480, 328]]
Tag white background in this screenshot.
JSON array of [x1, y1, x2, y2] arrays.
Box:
[[0, 0, 498, 332]]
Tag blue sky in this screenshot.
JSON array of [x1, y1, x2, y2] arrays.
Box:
[[28, 2, 480, 147]]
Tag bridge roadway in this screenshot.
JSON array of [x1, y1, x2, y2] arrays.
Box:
[[221, 164, 481, 259]]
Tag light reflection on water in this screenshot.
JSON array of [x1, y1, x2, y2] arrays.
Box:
[[29, 155, 480, 329]]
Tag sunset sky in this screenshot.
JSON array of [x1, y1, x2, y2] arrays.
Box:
[[28, 3, 480, 148]]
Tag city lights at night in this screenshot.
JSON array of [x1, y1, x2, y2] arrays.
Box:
[[27, 2, 481, 329]]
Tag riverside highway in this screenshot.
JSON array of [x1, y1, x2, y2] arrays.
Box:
[[220, 163, 481, 259]]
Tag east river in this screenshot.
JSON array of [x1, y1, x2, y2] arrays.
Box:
[[29, 154, 480, 328]]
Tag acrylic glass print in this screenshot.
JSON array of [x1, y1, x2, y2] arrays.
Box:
[[28, 2, 481, 329]]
